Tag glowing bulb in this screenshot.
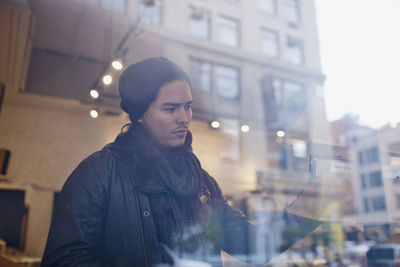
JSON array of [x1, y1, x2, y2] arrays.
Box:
[[111, 60, 123, 70], [277, 130, 285, 137], [90, 109, 99, 118], [90, 89, 99, 99], [103, 75, 112, 85], [241, 125, 250, 133], [211, 121, 220, 129]]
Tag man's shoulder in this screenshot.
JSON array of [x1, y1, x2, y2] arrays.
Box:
[[80, 145, 116, 166]]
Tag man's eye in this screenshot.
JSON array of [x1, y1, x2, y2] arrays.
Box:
[[185, 105, 192, 110], [163, 107, 176, 112]]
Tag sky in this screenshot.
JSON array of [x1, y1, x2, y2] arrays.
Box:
[[315, 0, 400, 129]]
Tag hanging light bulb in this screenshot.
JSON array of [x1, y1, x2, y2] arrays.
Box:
[[241, 125, 250, 133], [210, 121, 220, 129], [90, 89, 99, 99], [90, 108, 99, 118], [102, 75, 112, 85], [277, 130, 285, 137], [111, 60, 123, 70]]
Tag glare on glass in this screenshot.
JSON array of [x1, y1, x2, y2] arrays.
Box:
[[90, 109, 99, 118], [277, 130, 285, 137], [103, 75, 112, 85], [241, 125, 250, 133], [112, 61, 123, 70], [90, 89, 99, 99], [211, 121, 221, 129]]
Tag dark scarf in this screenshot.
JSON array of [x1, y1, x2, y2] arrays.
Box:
[[109, 123, 222, 258], [112, 123, 216, 201]]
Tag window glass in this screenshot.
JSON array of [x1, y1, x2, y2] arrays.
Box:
[[215, 65, 239, 99], [188, 6, 210, 39], [261, 77, 305, 128], [283, 0, 300, 26], [372, 196, 386, 211], [283, 81, 305, 113], [369, 171, 383, 187], [139, 0, 162, 25], [218, 16, 239, 47], [363, 197, 369, 213], [361, 174, 367, 189], [189, 59, 212, 93], [101, 0, 125, 13], [258, 0, 276, 15], [286, 36, 303, 65], [260, 29, 279, 58]]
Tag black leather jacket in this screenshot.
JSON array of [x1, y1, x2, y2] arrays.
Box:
[[41, 142, 320, 267]]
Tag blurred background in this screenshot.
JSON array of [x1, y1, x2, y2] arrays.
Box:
[[0, 0, 399, 266]]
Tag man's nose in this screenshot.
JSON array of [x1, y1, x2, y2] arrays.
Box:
[[176, 108, 191, 124]]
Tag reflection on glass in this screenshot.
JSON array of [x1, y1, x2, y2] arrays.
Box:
[[286, 36, 304, 65], [215, 65, 239, 99], [139, 0, 162, 25], [190, 59, 212, 93], [258, 0, 276, 15], [260, 28, 279, 58], [218, 16, 239, 47], [283, 0, 300, 26], [188, 6, 211, 39]]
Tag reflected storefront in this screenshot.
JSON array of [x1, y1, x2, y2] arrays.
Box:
[[1, 0, 400, 266]]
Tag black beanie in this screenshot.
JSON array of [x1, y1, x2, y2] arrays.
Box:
[[119, 57, 191, 122]]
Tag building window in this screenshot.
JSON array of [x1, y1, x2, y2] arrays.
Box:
[[139, 0, 162, 25], [367, 147, 380, 163], [286, 36, 303, 65], [258, 0, 276, 15], [361, 174, 367, 189], [372, 196, 386, 211], [363, 198, 369, 213], [215, 65, 240, 99], [358, 147, 380, 167], [261, 77, 306, 128], [283, 81, 306, 113], [218, 16, 239, 47], [190, 59, 212, 93], [189, 59, 240, 99], [358, 151, 364, 166], [188, 6, 210, 39], [101, 0, 125, 13], [369, 171, 383, 187], [260, 28, 279, 58], [283, 0, 300, 26]]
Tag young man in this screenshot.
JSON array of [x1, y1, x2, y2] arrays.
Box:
[[41, 57, 320, 267]]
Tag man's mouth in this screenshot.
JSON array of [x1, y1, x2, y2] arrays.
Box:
[[172, 128, 188, 137]]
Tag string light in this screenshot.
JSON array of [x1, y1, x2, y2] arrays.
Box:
[[210, 121, 220, 129], [241, 125, 250, 133], [90, 89, 99, 99], [90, 109, 99, 118], [102, 75, 112, 85], [111, 60, 123, 70], [277, 130, 285, 137]]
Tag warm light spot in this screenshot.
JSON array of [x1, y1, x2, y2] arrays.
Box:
[[241, 125, 250, 133], [103, 75, 112, 85], [277, 130, 285, 137], [211, 121, 220, 129], [90, 109, 99, 118], [111, 60, 123, 70], [90, 89, 99, 99]]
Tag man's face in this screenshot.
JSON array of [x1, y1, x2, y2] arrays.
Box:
[[140, 80, 193, 148]]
